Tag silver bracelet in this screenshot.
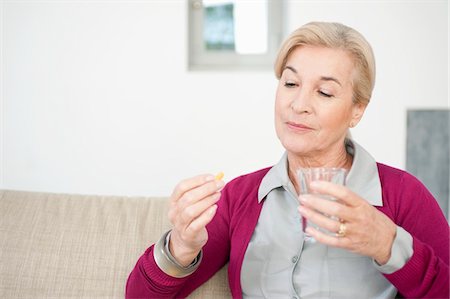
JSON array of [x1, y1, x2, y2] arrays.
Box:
[[153, 230, 202, 278]]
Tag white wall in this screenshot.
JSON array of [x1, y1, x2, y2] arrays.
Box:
[[1, 0, 448, 196]]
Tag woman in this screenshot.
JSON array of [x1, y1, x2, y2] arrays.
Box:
[[126, 22, 449, 298]]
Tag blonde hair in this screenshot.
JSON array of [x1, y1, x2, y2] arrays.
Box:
[[274, 22, 376, 105]]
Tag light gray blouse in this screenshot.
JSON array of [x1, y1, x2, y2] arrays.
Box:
[[241, 140, 412, 298]]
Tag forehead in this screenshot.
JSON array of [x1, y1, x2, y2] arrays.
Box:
[[284, 46, 355, 83]]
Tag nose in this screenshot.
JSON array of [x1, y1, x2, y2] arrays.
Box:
[[290, 88, 313, 114]]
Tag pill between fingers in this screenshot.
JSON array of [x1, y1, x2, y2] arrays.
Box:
[[215, 172, 224, 181]]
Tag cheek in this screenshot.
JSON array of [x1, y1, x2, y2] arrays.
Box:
[[274, 96, 285, 137], [274, 87, 291, 112], [318, 107, 352, 133], [274, 101, 282, 131], [274, 93, 284, 119]]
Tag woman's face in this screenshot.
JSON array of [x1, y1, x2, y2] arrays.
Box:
[[275, 45, 366, 158]]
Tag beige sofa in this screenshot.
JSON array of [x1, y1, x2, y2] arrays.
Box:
[[0, 190, 231, 298]]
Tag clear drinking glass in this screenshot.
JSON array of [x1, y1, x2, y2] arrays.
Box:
[[297, 168, 347, 239]]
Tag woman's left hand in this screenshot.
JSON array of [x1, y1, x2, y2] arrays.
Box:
[[298, 181, 397, 265]]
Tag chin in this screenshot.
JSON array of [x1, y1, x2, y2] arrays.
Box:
[[279, 137, 313, 156]]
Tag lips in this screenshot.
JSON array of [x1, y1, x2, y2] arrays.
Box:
[[286, 121, 314, 132]]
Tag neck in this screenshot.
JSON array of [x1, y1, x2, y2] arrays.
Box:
[[287, 143, 353, 194]]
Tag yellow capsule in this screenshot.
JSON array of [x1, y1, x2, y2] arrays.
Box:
[[215, 172, 224, 181]]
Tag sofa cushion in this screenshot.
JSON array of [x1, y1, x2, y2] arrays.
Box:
[[0, 190, 230, 298]]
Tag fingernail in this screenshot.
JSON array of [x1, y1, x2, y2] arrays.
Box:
[[216, 180, 225, 188], [209, 205, 218, 214], [299, 195, 307, 203], [298, 206, 307, 215]]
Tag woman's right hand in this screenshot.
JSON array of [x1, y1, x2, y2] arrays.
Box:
[[167, 174, 224, 267]]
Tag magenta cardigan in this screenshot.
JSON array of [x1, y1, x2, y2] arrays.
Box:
[[126, 163, 449, 298]]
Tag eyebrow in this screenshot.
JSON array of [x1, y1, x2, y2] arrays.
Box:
[[320, 76, 342, 87], [283, 65, 342, 86], [284, 66, 297, 74]]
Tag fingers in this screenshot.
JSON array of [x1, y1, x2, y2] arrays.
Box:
[[180, 192, 221, 225], [167, 173, 225, 265], [298, 204, 342, 234], [299, 190, 398, 261], [186, 204, 218, 235], [169, 173, 224, 233], [168, 202, 220, 267], [303, 209, 396, 262], [169, 178, 223, 224], [308, 181, 362, 207], [171, 174, 216, 202], [304, 226, 351, 249], [171, 175, 224, 211], [299, 194, 353, 222], [177, 179, 223, 210]]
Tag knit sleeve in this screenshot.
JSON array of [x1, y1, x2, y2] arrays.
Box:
[[384, 236, 449, 298], [125, 245, 191, 298], [125, 187, 232, 298], [380, 168, 449, 298]]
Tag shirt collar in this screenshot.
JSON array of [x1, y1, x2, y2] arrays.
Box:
[[257, 152, 289, 201], [257, 139, 383, 206]]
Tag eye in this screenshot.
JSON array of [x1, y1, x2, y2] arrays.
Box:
[[318, 90, 333, 98], [284, 81, 297, 88]]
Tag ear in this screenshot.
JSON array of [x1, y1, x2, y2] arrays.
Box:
[[349, 103, 367, 128]]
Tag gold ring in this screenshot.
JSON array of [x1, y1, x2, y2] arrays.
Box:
[[337, 222, 347, 237]]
